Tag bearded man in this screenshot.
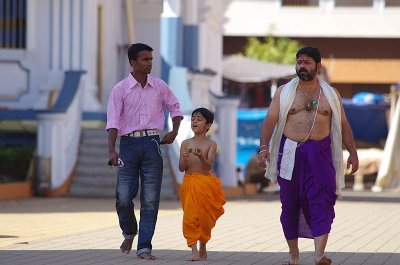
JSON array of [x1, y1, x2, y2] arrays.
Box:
[[258, 47, 359, 265]]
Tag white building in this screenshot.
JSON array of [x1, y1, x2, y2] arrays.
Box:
[[0, 0, 239, 198]]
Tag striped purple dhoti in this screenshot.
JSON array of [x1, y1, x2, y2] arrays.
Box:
[[277, 135, 337, 240]]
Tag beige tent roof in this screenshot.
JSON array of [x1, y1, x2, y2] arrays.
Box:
[[222, 55, 295, 83], [323, 58, 400, 84]]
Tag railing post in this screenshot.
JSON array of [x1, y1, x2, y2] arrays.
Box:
[[35, 113, 66, 194]]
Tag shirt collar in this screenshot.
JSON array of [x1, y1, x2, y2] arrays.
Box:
[[128, 73, 155, 88]]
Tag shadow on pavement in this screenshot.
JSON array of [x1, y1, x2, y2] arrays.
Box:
[[0, 197, 183, 213], [0, 249, 398, 265]]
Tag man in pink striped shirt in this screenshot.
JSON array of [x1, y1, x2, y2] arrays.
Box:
[[106, 43, 183, 260]]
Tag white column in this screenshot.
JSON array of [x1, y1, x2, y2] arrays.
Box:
[[188, 72, 214, 109], [81, 0, 101, 111], [182, 0, 197, 24], [197, 0, 232, 95], [270, 79, 278, 98], [211, 95, 240, 187], [160, 0, 183, 81]]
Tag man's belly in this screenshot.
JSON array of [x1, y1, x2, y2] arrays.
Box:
[[283, 126, 331, 142]]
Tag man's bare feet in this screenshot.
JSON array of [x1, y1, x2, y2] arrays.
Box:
[[120, 239, 133, 254], [315, 256, 332, 265], [199, 242, 207, 260], [282, 251, 299, 265], [138, 252, 157, 260], [189, 244, 200, 261]]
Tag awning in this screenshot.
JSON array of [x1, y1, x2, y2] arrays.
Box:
[[323, 58, 400, 84], [222, 55, 295, 83]]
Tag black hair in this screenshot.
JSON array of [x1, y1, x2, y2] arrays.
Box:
[[192, 107, 214, 124], [296, 46, 321, 64], [127, 43, 153, 62]]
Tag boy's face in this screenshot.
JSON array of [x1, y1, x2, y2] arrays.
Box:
[[191, 112, 211, 133]]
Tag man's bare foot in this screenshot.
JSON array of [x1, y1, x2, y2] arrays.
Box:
[[120, 239, 133, 254], [199, 242, 207, 260], [189, 244, 200, 261], [315, 256, 332, 265], [138, 252, 157, 260], [282, 251, 299, 265]]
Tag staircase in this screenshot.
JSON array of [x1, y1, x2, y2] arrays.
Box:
[[68, 128, 178, 199]]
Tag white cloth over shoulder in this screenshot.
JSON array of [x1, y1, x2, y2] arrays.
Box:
[[264, 77, 345, 195], [279, 138, 298, 180]]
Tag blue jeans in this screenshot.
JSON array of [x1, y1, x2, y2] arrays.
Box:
[[115, 135, 163, 255]]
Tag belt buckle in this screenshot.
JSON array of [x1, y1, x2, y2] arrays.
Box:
[[140, 131, 146, 137]]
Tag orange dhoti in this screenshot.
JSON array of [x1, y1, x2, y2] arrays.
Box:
[[179, 173, 226, 247]]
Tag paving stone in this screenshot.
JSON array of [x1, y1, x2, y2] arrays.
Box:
[[1, 193, 400, 264]]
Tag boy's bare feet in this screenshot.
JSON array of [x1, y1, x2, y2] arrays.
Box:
[[189, 244, 200, 261], [315, 256, 332, 265], [199, 242, 207, 260], [138, 252, 157, 260], [120, 239, 133, 254]]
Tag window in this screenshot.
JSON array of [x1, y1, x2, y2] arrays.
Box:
[[335, 0, 373, 7], [282, 0, 319, 7], [0, 0, 27, 49]]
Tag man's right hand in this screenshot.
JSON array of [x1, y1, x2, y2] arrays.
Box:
[[108, 151, 119, 166], [257, 149, 270, 168]]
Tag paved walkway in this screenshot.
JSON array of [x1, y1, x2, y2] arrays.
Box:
[[1, 192, 400, 265]]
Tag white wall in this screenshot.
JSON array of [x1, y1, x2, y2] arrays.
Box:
[[224, 0, 400, 38]]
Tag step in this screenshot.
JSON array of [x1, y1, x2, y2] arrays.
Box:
[[72, 175, 116, 187], [76, 165, 117, 176], [79, 148, 109, 159], [77, 155, 110, 165], [69, 128, 177, 199], [69, 186, 115, 198], [82, 129, 108, 138]]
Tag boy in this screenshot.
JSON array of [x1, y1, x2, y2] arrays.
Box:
[[178, 108, 226, 261]]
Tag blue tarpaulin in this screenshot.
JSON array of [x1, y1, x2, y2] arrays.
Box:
[[342, 99, 389, 144], [237, 108, 267, 167]]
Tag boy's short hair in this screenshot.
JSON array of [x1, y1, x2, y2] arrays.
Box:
[[127, 43, 153, 61], [192, 108, 214, 124]]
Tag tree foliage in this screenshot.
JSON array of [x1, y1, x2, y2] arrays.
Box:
[[243, 36, 303, 64]]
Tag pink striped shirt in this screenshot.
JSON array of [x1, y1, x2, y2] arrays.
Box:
[[106, 73, 183, 136]]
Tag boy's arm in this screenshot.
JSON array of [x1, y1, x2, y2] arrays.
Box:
[[179, 140, 189, 172]]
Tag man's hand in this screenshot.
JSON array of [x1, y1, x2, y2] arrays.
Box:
[[160, 130, 178, 144], [346, 152, 359, 175], [257, 149, 270, 168], [108, 150, 120, 166]]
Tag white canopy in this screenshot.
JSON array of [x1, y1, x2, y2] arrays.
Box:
[[222, 55, 296, 83]]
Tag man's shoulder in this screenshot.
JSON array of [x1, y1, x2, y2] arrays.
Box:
[[320, 80, 341, 99], [113, 75, 132, 91], [148, 75, 168, 87]]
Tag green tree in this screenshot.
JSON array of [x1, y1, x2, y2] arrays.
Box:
[[243, 36, 302, 64]]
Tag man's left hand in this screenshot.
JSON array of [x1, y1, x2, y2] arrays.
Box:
[[160, 130, 178, 144]]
